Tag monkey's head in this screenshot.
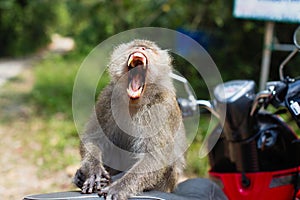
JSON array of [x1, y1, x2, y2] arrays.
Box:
[[108, 40, 173, 100]]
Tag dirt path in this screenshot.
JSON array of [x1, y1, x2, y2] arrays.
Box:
[[0, 67, 77, 200], [0, 58, 31, 87], [0, 35, 77, 200]]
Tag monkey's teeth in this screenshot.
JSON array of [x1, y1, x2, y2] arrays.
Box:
[[127, 83, 143, 99], [127, 52, 147, 67], [127, 56, 134, 67]]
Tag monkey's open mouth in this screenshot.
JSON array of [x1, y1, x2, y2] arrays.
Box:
[[127, 52, 147, 99]]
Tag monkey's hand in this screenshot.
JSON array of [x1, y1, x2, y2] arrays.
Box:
[[99, 184, 131, 200], [73, 165, 111, 194]]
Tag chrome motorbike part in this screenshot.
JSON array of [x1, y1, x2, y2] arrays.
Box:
[[294, 26, 300, 49], [279, 48, 298, 81]]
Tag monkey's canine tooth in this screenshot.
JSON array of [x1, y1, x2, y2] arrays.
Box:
[[127, 55, 134, 67]]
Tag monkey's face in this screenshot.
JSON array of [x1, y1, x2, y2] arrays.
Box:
[[109, 40, 172, 100]]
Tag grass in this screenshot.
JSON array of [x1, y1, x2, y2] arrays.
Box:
[[185, 114, 219, 177], [27, 54, 82, 174], [31, 54, 79, 118]]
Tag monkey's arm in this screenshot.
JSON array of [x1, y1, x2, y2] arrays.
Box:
[[74, 85, 116, 193], [73, 115, 111, 193]]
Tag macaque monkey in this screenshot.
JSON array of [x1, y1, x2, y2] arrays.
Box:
[[73, 39, 186, 200]]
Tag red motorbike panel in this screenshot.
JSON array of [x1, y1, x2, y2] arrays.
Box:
[[209, 168, 299, 200]]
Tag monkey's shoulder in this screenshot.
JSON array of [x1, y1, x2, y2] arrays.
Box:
[[97, 83, 114, 100]]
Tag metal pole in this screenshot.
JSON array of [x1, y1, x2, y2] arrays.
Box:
[[259, 21, 275, 91]]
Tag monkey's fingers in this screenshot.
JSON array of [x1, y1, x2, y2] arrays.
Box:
[[100, 178, 110, 182], [105, 194, 118, 200], [82, 175, 96, 194], [95, 175, 106, 190], [96, 176, 111, 190], [100, 178, 110, 186], [98, 186, 125, 200], [98, 187, 118, 200], [100, 166, 111, 181], [98, 187, 108, 198], [82, 169, 111, 193]]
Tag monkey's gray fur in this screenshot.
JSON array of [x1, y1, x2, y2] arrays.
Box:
[[73, 39, 186, 200]]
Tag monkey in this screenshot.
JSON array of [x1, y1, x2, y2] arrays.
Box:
[[73, 39, 186, 200]]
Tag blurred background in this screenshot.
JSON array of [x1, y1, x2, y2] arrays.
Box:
[[0, 0, 300, 199]]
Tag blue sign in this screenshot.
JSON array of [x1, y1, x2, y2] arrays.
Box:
[[234, 0, 300, 23]]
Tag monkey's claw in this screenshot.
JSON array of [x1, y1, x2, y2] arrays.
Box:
[[74, 167, 111, 194], [98, 188, 118, 200], [98, 185, 128, 200], [81, 174, 111, 194]]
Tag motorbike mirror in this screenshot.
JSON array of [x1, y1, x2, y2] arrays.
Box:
[[294, 26, 300, 49]]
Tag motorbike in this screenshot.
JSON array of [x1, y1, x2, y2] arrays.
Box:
[[176, 26, 300, 199]]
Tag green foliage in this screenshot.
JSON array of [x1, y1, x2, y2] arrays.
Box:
[[186, 114, 211, 176], [31, 55, 79, 118], [33, 116, 79, 172], [27, 55, 84, 172], [30, 55, 80, 172], [62, 0, 267, 97], [65, 0, 237, 55], [2, 0, 297, 85], [2, 0, 298, 85], [0, 0, 69, 57]]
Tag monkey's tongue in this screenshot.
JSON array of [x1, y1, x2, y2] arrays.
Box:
[[127, 76, 144, 99]]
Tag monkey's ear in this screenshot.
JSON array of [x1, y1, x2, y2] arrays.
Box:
[[159, 49, 172, 66], [165, 49, 173, 65]]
